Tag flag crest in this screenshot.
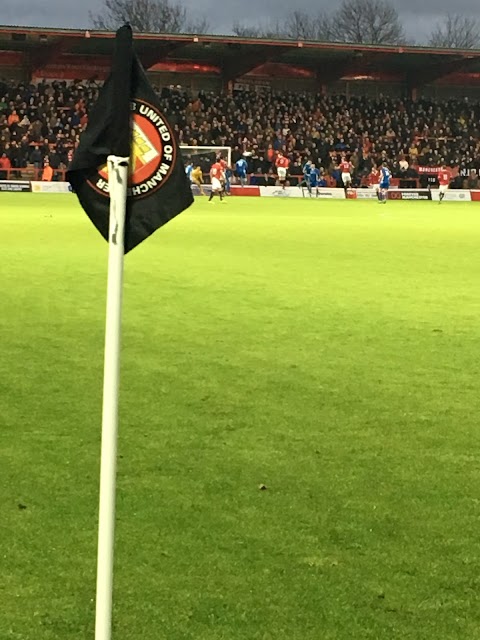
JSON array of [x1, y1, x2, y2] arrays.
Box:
[[67, 26, 193, 253]]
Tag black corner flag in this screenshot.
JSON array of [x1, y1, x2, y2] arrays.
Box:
[[67, 25, 193, 253]]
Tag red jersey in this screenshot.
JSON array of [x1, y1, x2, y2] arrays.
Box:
[[340, 160, 351, 173], [210, 162, 224, 179], [369, 168, 380, 185], [438, 169, 451, 186], [276, 155, 289, 169]]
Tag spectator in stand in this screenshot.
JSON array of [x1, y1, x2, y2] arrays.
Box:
[[8, 141, 22, 171], [0, 151, 11, 179], [2, 80, 480, 186], [267, 144, 275, 170], [399, 162, 418, 189], [7, 109, 19, 127], [398, 155, 409, 173], [42, 158, 53, 181], [467, 170, 479, 189], [29, 145, 43, 169]]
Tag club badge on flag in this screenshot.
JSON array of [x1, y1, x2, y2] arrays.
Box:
[[67, 25, 193, 253]]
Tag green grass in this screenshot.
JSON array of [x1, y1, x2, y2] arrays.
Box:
[[2, 193, 480, 639]]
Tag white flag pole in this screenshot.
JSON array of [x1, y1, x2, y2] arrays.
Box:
[[95, 155, 130, 640]]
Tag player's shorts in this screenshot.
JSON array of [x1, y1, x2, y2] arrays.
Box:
[[379, 182, 390, 190], [342, 172, 352, 185], [277, 167, 287, 180], [237, 170, 246, 179], [192, 177, 202, 186], [371, 184, 380, 191], [211, 177, 222, 191], [439, 184, 449, 194]]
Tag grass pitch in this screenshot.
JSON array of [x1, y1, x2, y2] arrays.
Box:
[[2, 194, 480, 639]]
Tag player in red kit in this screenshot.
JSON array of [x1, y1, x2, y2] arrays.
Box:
[[339, 155, 353, 192], [369, 164, 380, 194], [218, 156, 230, 195], [275, 152, 289, 189], [438, 164, 451, 204], [209, 161, 226, 203]]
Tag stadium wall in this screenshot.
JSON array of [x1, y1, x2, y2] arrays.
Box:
[[419, 84, 480, 101], [331, 81, 405, 99], [3, 54, 480, 98], [4, 181, 480, 202], [238, 75, 317, 93], [149, 72, 221, 93], [159, 74, 318, 93], [0, 50, 27, 81], [142, 74, 480, 98]]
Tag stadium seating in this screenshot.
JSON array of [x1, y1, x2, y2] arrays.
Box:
[[1, 79, 479, 186]]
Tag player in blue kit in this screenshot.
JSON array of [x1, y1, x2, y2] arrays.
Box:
[[303, 160, 312, 192], [299, 160, 313, 195], [235, 157, 248, 186], [300, 162, 320, 197], [378, 162, 391, 204], [309, 163, 320, 196], [185, 161, 193, 181], [303, 160, 312, 178]]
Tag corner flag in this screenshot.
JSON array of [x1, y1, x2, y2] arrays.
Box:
[[67, 24, 193, 252], [67, 26, 193, 640]]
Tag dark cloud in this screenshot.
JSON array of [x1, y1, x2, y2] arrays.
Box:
[[3, 0, 480, 42], [3, 1, 91, 29]]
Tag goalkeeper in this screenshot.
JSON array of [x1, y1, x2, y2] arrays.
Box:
[[190, 165, 205, 195]]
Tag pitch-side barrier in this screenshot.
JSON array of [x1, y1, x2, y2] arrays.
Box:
[[2, 181, 480, 202]]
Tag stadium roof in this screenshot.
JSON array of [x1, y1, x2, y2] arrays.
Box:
[[1, 25, 480, 86]]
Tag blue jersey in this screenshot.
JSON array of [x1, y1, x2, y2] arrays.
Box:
[[380, 166, 391, 187], [236, 158, 247, 174], [309, 168, 320, 187], [303, 162, 312, 178], [185, 164, 193, 180]]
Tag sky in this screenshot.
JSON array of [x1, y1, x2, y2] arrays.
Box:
[[1, 0, 479, 43]]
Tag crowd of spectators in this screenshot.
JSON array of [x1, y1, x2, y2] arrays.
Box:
[[1, 78, 480, 188]]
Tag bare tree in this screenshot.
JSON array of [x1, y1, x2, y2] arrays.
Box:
[[232, 0, 405, 44], [331, 0, 405, 44], [428, 14, 480, 49], [90, 0, 209, 34], [232, 20, 287, 39], [186, 16, 210, 34], [233, 12, 333, 41], [232, 22, 269, 38], [283, 10, 333, 41]]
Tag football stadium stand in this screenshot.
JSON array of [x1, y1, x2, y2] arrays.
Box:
[[1, 26, 480, 188]]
